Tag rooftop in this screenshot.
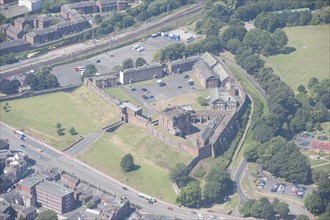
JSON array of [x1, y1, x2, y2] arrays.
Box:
[[122, 63, 163, 74], [212, 63, 229, 82], [199, 116, 223, 142], [6, 25, 23, 35], [171, 55, 200, 65], [201, 52, 217, 68], [20, 174, 48, 188], [61, 173, 79, 184], [0, 39, 30, 50], [194, 60, 215, 80], [36, 180, 74, 197]]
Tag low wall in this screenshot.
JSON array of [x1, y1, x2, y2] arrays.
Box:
[[0, 84, 82, 102]]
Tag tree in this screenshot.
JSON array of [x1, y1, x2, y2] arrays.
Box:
[[23, 24, 32, 33], [0, 79, 20, 95], [304, 193, 324, 215], [122, 58, 134, 70], [197, 96, 208, 106], [274, 201, 290, 219], [56, 122, 62, 129], [250, 197, 275, 219], [24, 74, 39, 90], [203, 164, 232, 203], [120, 154, 135, 172], [94, 14, 102, 24], [135, 57, 147, 67], [239, 199, 256, 216], [298, 84, 307, 94], [177, 181, 202, 208], [69, 127, 77, 135], [82, 64, 97, 80], [45, 74, 59, 88], [35, 209, 58, 220], [169, 163, 189, 188], [273, 28, 288, 51], [296, 214, 310, 220]]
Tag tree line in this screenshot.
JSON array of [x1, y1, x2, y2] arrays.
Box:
[[25, 68, 59, 91]]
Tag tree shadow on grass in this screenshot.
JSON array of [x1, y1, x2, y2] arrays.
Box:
[[130, 164, 141, 171]]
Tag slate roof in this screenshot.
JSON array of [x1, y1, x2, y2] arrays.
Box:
[[171, 55, 200, 65], [194, 60, 215, 79], [201, 52, 217, 68], [6, 25, 22, 35], [213, 63, 229, 82], [0, 39, 30, 50], [199, 116, 222, 142]]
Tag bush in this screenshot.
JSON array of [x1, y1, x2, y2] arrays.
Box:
[[193, 165, 206, 178]]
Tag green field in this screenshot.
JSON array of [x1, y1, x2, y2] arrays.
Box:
[[262, 25, 330, 90], [78, 124, 193, 202], [0, 86, 117, 149]]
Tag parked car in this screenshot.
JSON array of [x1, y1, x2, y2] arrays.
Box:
[[96, 59, 101, 63], [122, 186, 127, 190], [184, 75, 189, 79], [142, 95, 148, 100], [142, 88, 147, 92], [20, 144, 25, 148], [167, 207, 173, 211], [178, 86, 182, 89], [149, 95, 154, 99], [271, 183, 280, 192]]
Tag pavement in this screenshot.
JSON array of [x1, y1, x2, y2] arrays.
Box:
[[0, 122, 240, 220]]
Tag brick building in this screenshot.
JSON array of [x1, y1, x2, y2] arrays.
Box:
[[5, 25, 24, 39], [119, 64, 163, 84], [36, 16, 53, 29], [209, 89, 238, 111], [159, 106, 193, 137], [95, 0, 119, 12], [24, 27, 58, 44], [66, 1, 97, 14], [14, 17, 35, 31], [193, 60, 219, 89], [61, 174, 80, 190], [0, 39, 31, 54], [166, 55, 200, 74], [35, 180, 74, 214]]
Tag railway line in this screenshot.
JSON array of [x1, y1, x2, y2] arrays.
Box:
[[0, 4, 203, 79]]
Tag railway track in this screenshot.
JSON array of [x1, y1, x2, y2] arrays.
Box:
[[0, 4, 203, 79]]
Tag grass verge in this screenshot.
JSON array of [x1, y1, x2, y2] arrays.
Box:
[[0, 86, 117, 150]]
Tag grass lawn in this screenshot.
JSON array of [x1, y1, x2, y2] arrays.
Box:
[[262, 25, 330, 90], [310, 159, 328, 166], [312, 163, 330, 173], [151, 91, 208, 111], [0, 86, 117, 150], [77, 127, 193, 203]]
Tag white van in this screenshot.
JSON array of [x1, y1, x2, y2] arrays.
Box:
[[137, 47, 145, 52]]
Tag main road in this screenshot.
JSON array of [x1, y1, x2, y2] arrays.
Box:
[[0, 122, 241, 220], [0, 4, 203, 78]]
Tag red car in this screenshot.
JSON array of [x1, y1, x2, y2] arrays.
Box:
[[168, 207, 173, 211]]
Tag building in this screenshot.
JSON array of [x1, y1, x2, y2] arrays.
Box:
[[55, 18, 90, 36], [61, 174, 80, 190], [193, 60, 219, 88], [119, 64, 163, 84], [87, 74, 118, 89], [65, 1, 97, 14], [14, 16, 36, 30], [0, 24, 9, 35], [36, 16, 53, 29], [95, 0, 119, 12], [18, 0, 43, 12], [209, 89, 238, 111], [159, 106, 193, 137], [166, 55, 200, 74], [35, 180, 74, 214], [11, 205, 36, 220], [5, 25, 24, 39], [24, 27, 58, 44], [0, 39, 31, 54]]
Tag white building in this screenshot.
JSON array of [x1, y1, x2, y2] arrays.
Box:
[[18, 0, 43, 12]]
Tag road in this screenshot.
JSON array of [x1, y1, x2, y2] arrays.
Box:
[[0, 4, 203, 79], [0, 122, 240, 220]]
